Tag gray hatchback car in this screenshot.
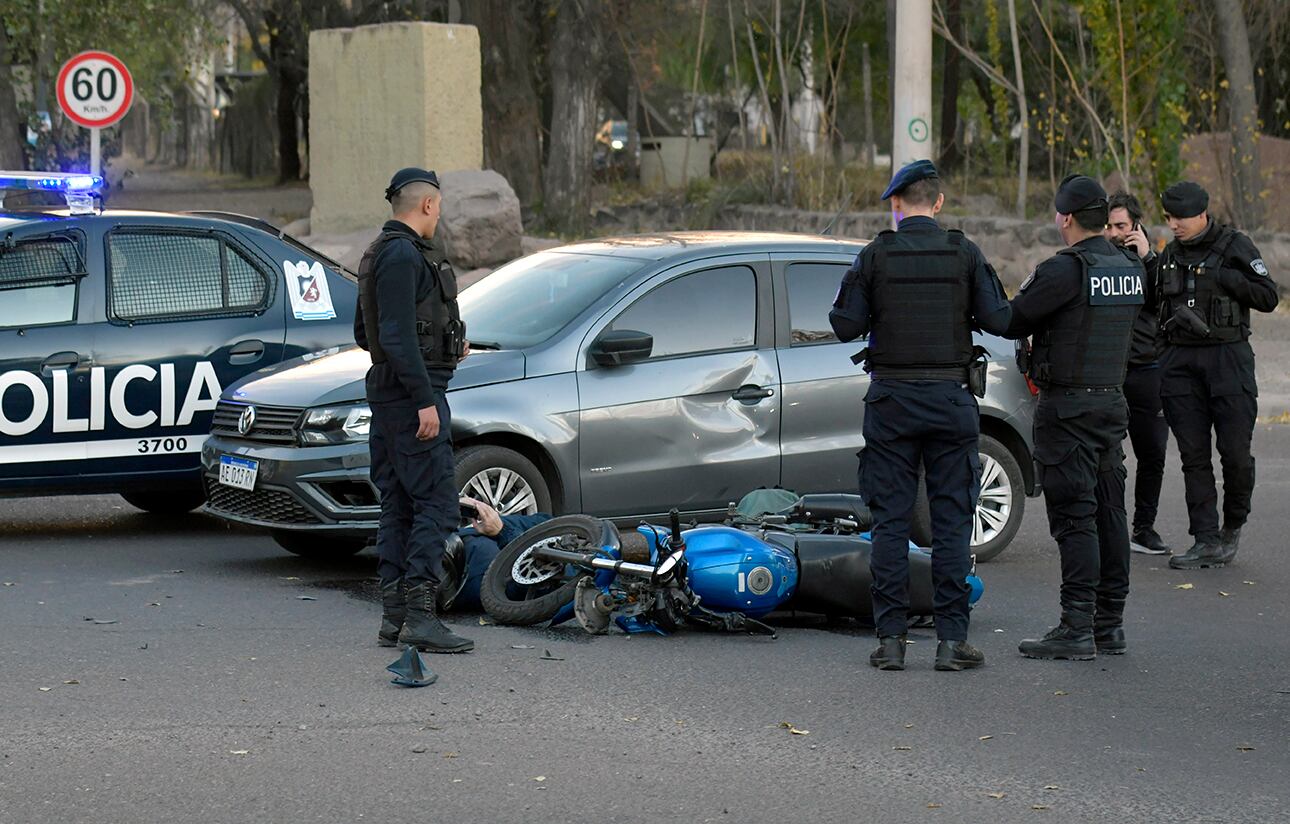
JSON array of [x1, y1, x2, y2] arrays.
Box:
[[201, 232, 1038, 561]]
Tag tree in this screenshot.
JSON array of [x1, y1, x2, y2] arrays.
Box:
[[0, 22, 24, 169], [543, 0, 606, 234], [937, 0, 963, 171], [1213, 0, 1262, 228], [461, 0, 543, 207]]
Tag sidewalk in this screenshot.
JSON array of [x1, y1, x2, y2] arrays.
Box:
[[105, 157, 311, 225]]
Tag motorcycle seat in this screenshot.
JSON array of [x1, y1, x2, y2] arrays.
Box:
[[791, 494, 872, 528]]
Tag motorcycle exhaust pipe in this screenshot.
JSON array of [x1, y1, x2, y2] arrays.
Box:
[[534, 546, 658, 578]]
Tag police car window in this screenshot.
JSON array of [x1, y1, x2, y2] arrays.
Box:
[[610, 265, 756, 358], [786, 262, 848, 345], [108, 232, 270, 321], [0, 236, 84, 328]]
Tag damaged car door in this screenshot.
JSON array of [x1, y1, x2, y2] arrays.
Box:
[[576, 257, 780, 518]]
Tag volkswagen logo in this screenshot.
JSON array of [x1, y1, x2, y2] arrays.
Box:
[[238, 405, 256, 436]]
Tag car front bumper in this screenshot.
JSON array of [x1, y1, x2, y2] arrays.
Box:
[[201, 435, 378, 536]]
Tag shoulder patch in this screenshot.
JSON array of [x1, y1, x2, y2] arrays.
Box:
[[1019, 269, 1036, 291], [1252, 258, 1269, 276]]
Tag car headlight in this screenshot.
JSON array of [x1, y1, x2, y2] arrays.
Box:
[[299, 403, 371, 445]]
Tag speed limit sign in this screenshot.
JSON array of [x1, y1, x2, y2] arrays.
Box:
[[56, 51, 133, 177], [57, 51, 134, 128]]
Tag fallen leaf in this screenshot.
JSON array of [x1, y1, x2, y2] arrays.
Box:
[[229, 750, 249, 755], [623, 716, 639, 722], [1219, 591, 1231, 597], [979, 735, 993, 741], [790, 728, 810, 736], [904, 723, 914, 729], [452, 779, 462, 783], [1174, 583, 1194, 590], [3, 582, 13, 586], [993, 628, 1004, 633], [511, 644, 535, 649], [63, 679, 79, 685], [148, 602, 161, 607], [1243, 580, 1256, 585], [171, 570, 184, 574], [410, 744, 427, 754], [444, 752, 458, 759], [478, 617, 491, 625], [296, 595, 317, 601], [927, 803, 943, 809], [1236, 745, 1255, 752], [91, 619, 117, 625], [540, 649, 564, 661], [38, 687, 52, 692], [986, 792, 1007, 799], [533, 776, 546, 782], [1044, 785, 1061, 790], [279, 576, 300, 581], [1032, 805, 1050, 811], [1053, 690, 1068, 696], [893, 745, 912, 751]]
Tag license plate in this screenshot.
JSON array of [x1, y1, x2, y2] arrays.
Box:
[[219, 455, 258, 491]]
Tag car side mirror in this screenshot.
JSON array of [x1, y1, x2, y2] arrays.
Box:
[[589, 329, 653, 367]]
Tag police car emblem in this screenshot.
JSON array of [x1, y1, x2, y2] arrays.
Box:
[[1252, 258, 1269, 277], [238, 405, 256, 436]]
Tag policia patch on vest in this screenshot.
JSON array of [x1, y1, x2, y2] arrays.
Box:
[[1087, 265, 1145, 306]]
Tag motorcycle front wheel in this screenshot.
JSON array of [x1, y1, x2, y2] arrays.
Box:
[[480, 515, 602, 626]]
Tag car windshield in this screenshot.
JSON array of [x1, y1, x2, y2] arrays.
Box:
[[459, 251, 644, 349]]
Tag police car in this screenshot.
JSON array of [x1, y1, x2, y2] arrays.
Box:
[[0, 172, 356, 513]]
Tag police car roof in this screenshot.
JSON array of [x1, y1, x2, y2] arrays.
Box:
[[0, 208, 279, 233], [554, 231, 863, 261]]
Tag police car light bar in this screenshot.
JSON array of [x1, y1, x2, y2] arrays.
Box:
[[0, 171, 105, 214]]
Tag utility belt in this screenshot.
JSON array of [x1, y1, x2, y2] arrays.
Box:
[[855, 344, 988, 397]]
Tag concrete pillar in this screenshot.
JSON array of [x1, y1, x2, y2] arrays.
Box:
[[891, 0, 934, 169], [309, 22, 482, 235]]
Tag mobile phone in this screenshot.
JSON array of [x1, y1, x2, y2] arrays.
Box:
[[1133, 220, 1141, 232], [459, 502, 479, 523]]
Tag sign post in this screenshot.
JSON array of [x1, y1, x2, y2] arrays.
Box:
[[56, 51, 134, 176]]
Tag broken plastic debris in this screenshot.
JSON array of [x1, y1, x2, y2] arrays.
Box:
[[387, 647, 437, 687], [296, 595, 317, 601], [411, 744, 427, 754], [540, 649, 564, 661]]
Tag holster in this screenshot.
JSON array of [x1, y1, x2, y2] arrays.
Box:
[[968, 345, 988, 398]]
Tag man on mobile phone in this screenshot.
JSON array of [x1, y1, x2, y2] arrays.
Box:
[[1105, 192, 1171, 556]]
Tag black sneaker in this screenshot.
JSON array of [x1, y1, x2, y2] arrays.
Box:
[[869, 635, 906, 671], [1169, 538, 1227, 570], [935, 640, 985, 671], [1130, 527, 1171, 556]]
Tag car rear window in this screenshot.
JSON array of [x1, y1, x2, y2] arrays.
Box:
[[108, 230, 272, 322], [786, 261, 850, 345]]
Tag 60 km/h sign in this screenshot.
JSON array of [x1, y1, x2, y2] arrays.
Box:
[[56, 50, 134, 177]]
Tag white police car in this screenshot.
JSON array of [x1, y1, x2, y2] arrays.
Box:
[[0, 172, 356, 513]]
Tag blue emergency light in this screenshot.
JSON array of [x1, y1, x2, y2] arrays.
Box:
[[0, 171, 105, 214]]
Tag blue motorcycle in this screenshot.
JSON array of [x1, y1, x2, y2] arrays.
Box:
[[480, 494, 984, 637]]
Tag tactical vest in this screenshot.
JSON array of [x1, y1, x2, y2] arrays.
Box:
[[357, 230, 464, 369], [1157, 225, 1244, 345], [864, 228, 974, 380], [1030, 246, 1144, 389]]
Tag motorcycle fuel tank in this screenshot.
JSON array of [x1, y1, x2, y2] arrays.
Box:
[[639, 525, 797, 617]]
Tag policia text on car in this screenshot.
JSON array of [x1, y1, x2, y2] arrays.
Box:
[[1154, 181, 1278, 570], [354, 167, 473, 654], [1003, 175, 1145, 661], [829, 159, 1012, 672]]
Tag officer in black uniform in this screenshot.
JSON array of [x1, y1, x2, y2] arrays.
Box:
[[1156, 182, 1279, 570], [829, 159, 1012, 672], [1105, 191, 1171, 556], [1005, 174, 1144, 660], [355, 167, 472, 654]]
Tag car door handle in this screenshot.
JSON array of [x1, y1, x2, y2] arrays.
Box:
[[228, 339, 266, 365], [731, 384, 775, 403], [40, 351, 81, 374]]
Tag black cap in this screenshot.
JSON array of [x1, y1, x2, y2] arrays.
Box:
[[1161, 181, 1209, 218], [1054, 173, 1108, 214], [881, 159, 939, 200], [384, 167, 440, 202]]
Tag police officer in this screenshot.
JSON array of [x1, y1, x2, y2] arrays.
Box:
[[1104, 191, 1171, 556], [829, 159, 1012, 672], [1156, 182, 1279, 570], [1005, 175, 1144, 660], [355, 167, 472, 653]]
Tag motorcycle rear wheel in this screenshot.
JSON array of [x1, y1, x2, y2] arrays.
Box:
[[481, 515, 601, 626]]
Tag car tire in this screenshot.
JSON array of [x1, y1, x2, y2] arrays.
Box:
[[480, 515, 598, 626], [455, 445, 552, 516], [910, 433, 1025, 563], [271, 530, 367, 558], [121, 487, 206, 515]]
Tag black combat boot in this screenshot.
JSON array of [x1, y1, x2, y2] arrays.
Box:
[[1018, 602, 1096, 660], [1093, 597, 1127, 655], [1217, 526, 1241, 565], [935, 640, 985, 671], [869, 635, 907, 671], [377, 579, 407, 648], [1130, 527, 1171, 556], [1168, 536, 1226, 570], [400, 583, 474, 653]]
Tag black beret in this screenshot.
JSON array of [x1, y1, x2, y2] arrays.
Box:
[[1054, 173, 1108, 214], [882, 159, 939, 200], [384, 167, 440, 201], [1161, 181, 1209, 218]]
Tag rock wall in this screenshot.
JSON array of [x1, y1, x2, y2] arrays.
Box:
[[594, 203, 1290, 291]]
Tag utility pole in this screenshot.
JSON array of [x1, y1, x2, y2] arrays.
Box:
[[862, 42, 873, 167], [891, 0, 933, 169]]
